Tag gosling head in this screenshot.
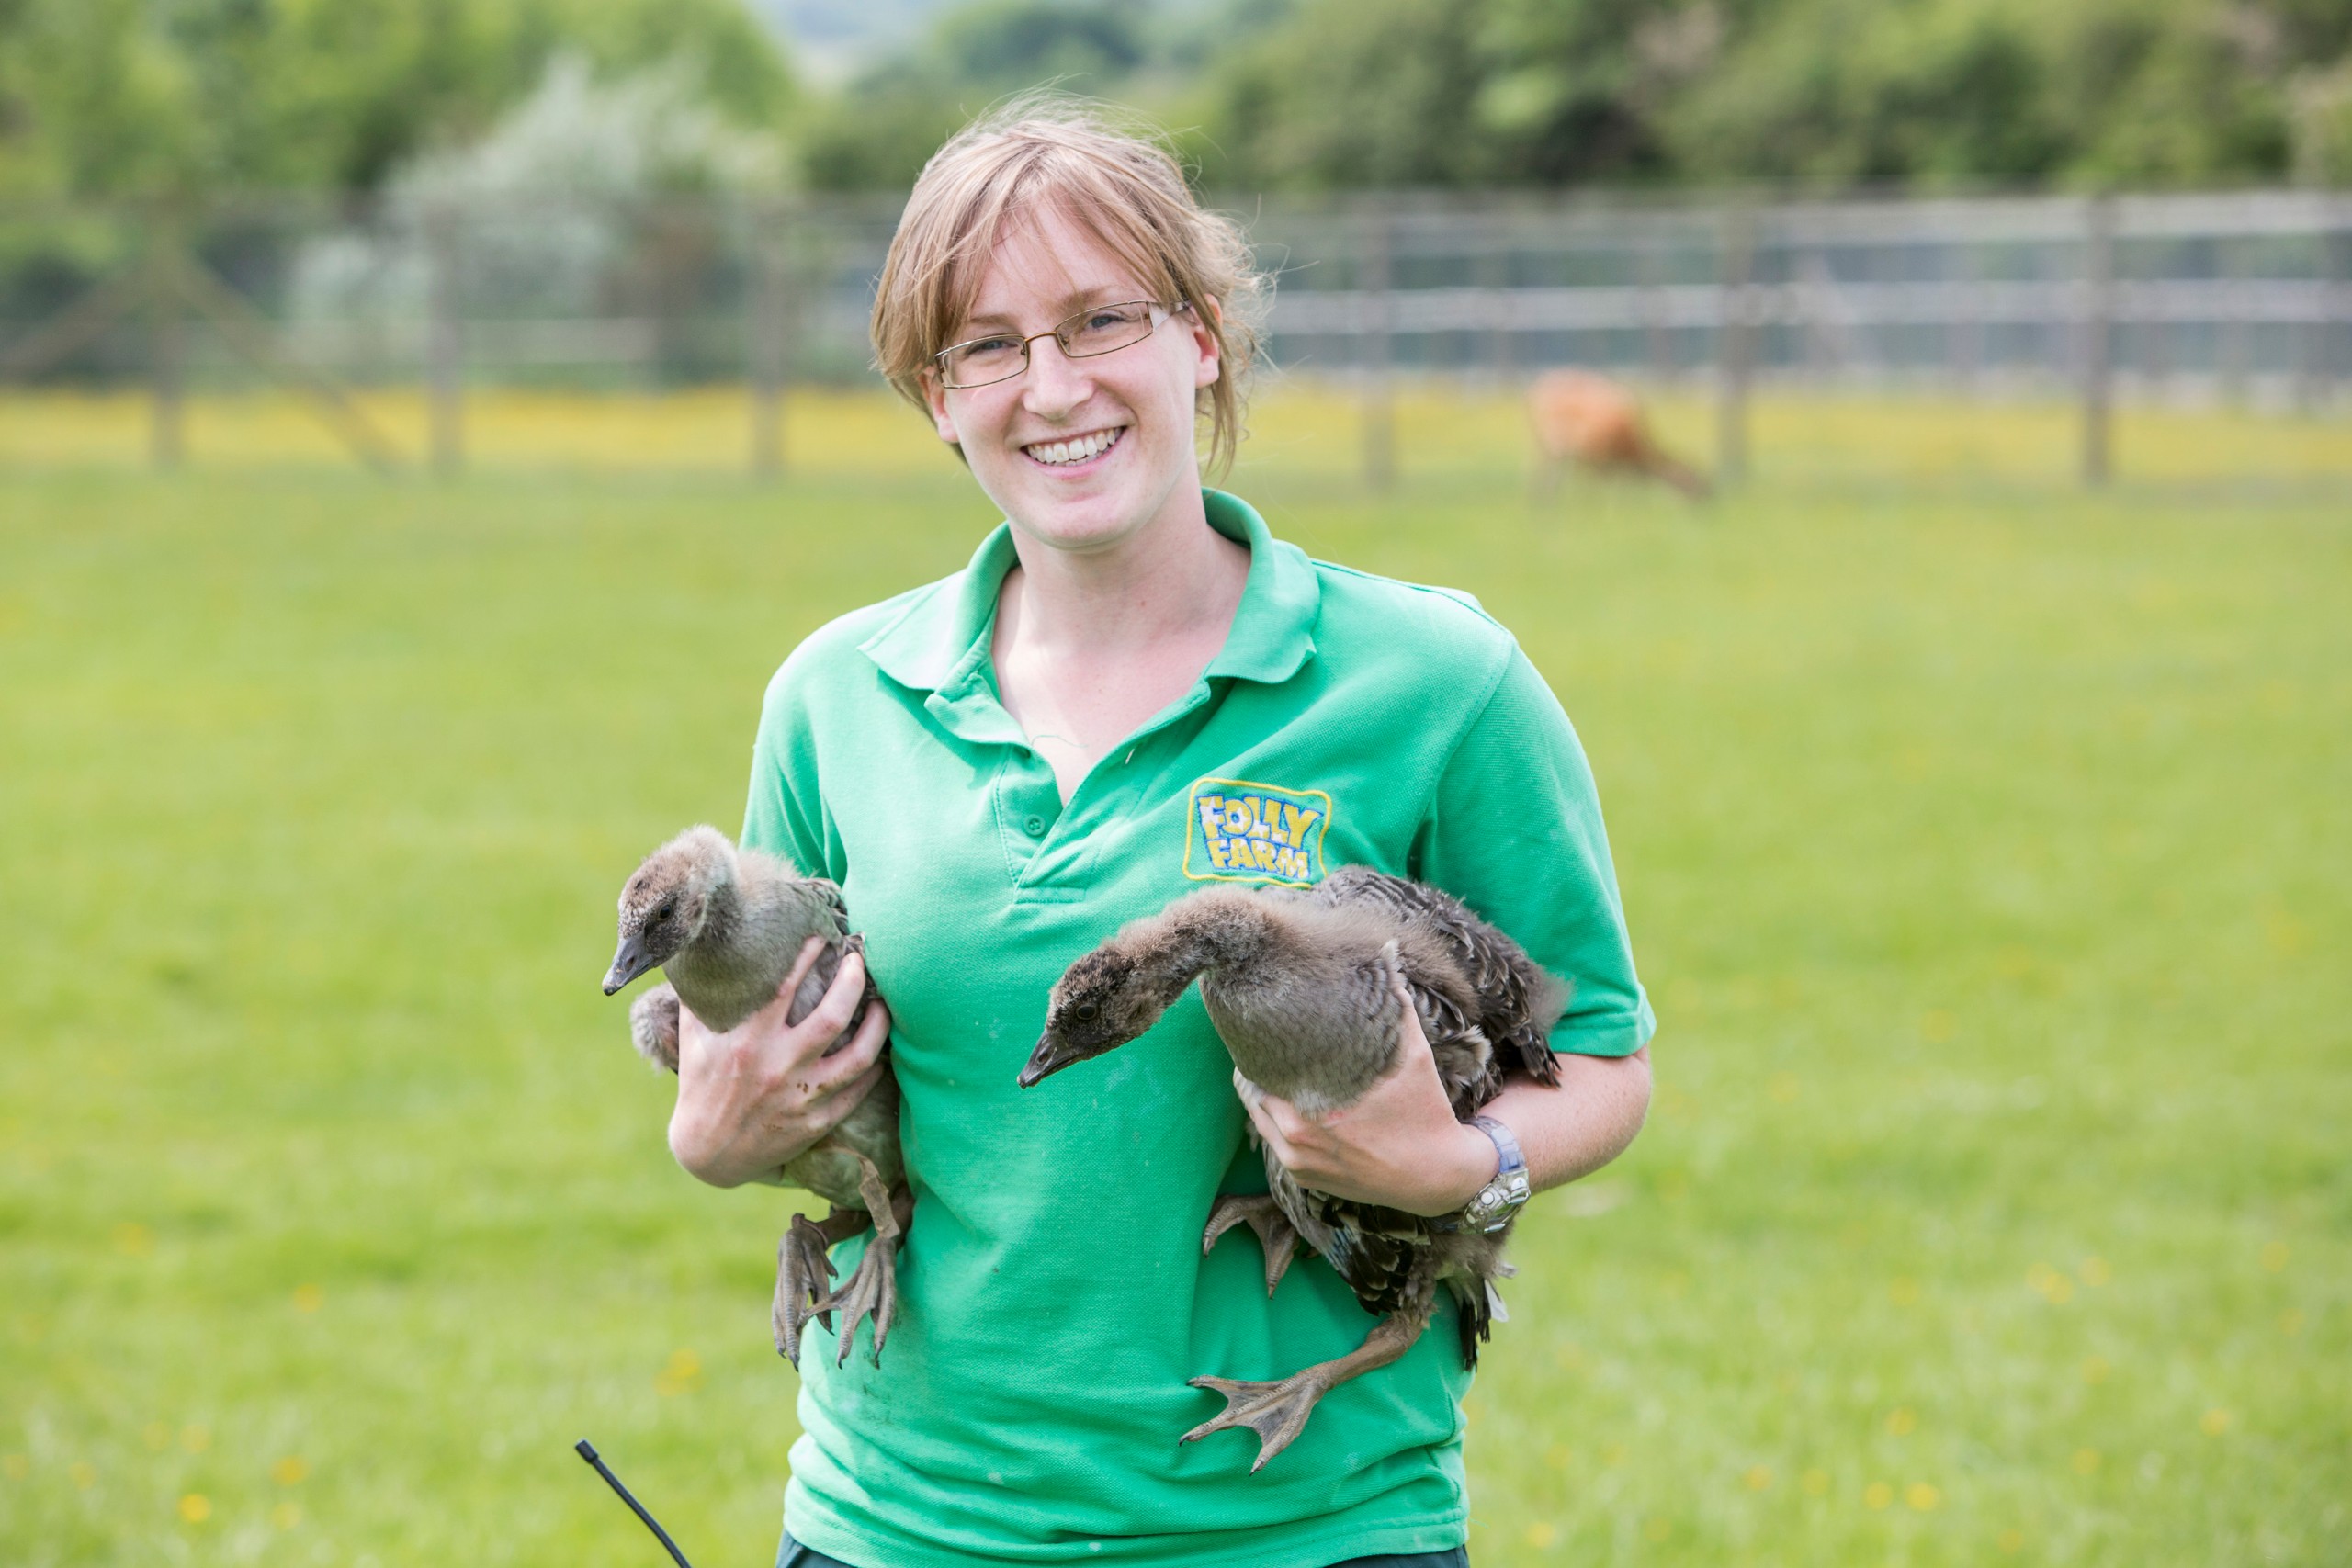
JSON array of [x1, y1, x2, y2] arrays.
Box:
[[604, 826, 733, 994], [1019, 944, 1172, 1088]]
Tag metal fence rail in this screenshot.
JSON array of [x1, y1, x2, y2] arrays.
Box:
[[3, 187, 2346, 481]]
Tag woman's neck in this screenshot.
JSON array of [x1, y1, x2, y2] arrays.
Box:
[[989, 487, 1251, 799], [997, 488, 1247, 661]]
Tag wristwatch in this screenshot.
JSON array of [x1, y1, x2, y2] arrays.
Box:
[[1452, 1115, 1531, 1234]]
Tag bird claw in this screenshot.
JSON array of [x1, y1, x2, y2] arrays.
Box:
[[1201, 1194, 1297, 1297], [775, 1213, 842, 1368], [1182, 1373, 1330, 1472]]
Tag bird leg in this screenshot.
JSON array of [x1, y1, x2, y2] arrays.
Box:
[[1184, 1307, 1430, 1472], [817, 1153, 910, 1369], [774, 1208, 868, 1368], [1201, 1194, 1298, 1297]]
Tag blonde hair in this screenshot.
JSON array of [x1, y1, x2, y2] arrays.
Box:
[[870, 98, 1263, 479]]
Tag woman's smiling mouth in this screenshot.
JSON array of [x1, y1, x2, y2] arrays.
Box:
[[1022, 425, 1125, 468]]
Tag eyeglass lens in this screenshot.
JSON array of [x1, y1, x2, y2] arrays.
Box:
[[940, 302, 1160, 389]]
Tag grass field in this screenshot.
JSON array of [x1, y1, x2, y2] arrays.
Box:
[[3, 390, 2348, 1565]]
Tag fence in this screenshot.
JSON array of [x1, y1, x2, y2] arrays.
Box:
[[3, 187, 2346, 483]]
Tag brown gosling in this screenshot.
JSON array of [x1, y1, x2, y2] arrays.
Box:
[[1021, 865, 1568, 1471], [605, 825, 908, 1368]]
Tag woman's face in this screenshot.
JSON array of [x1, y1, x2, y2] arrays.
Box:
[[922, 206, 1220, 558]]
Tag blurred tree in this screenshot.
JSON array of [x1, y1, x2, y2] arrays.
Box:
[[0, 0, 797, 197], [801, 0, 1148, 188]]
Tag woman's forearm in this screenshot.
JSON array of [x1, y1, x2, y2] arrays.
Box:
[[1486, 1045, 1652, 1195]]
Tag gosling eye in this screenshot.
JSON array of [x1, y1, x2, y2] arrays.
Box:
[[1074, 1000, 1100, 1022], [653, 900, 676, 923]]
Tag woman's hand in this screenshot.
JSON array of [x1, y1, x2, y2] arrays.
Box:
[[667, 938, 891, 1190], [1237, 976, 1496, 1217]]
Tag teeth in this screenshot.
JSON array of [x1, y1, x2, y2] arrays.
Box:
[[1026, 428, 1120, 466]]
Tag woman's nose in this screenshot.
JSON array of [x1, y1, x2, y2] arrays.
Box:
[[1022, 333, 1091, 413]]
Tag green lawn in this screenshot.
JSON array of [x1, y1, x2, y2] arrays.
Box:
[[3, 424, 2347, 1563]]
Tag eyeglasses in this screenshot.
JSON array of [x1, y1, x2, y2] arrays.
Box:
[[933, 300, 1184, 389]]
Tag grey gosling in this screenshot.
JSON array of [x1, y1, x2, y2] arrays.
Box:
[[1020, 865, 1568, 1471], [604, 825, 908, 1369]]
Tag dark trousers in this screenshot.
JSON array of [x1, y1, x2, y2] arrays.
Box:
[[779, 1532, 1468, 1568]]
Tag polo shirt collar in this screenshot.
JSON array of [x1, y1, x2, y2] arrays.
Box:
[[857, 489, 1320, 705]]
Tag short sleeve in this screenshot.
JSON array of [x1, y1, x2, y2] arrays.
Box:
[[741, 655, 846, 882], [1410, 646, 1654, 1058]]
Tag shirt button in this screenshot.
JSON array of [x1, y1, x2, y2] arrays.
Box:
[[1023, 814, 1047, 837]]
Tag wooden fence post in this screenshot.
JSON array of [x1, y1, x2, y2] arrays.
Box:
[[2080, 193, 2115, 488], [1359, 199, 1395, 491], [750, 200, 787, 479], [1714, 202, 1755, 486], [426, 203, 465, 477]]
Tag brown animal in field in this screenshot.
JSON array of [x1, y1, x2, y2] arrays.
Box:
[[1527, 369, 1709, 500]]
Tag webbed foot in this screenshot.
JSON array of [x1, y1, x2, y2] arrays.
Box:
[[820, 1156, 911, 1368], [824, 1228, 899, 1368], [1182, 1373, 1334, 1472], [1182, 1309, 1429, 1472], [775, 1209, 865, 1368], [1201, 1194, 1297, 1296]]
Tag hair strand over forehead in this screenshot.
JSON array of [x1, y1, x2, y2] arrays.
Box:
[[870, 95, 1265, 479]]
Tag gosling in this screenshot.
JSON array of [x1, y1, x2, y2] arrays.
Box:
[[1021, 865, 1568, 1471], [605, 825, 908, 1369]]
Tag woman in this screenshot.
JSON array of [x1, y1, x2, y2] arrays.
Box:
[[667, 104, 1655, 1568]]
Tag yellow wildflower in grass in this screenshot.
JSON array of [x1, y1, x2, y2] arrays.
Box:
[[1769, 1073, 1800, 1104], [2259, 1242, 2289, 1273], [2080, 1256, 2111, 1286], [1863, 1482, 1894, 1509], [2081, 1356, 2111, 1384], [1602, 1443, 1627, 1467], [2072, 1448, 2100, 1475], [655, 1348, 703, 1397], [1544, 1443, 1573, 1470], [2, 1452, 27, 1480], [180, 1425, 210, 1454], [177, 1494, 211, 1523], [273, 1502, 301, 1529], [1886, 1407, 1917, 1437], [1524, 1520, 1558, 1549], [293, 1283, 325, 1313], [2200, 1408, 2232, 1437], [70, 1461, 96, 1488], [272, 1456, 309, 1485], [1905, 1483, 1940, 1511], [1644, 1517, 1672, 1542], [113, 1223, 154, 1257], [2280, 1309, 2304, 1336], [1801, 1468, 1830, 1496], [142, 1423, 172, 1451], [1998, 1528, 2026, 1552], [1888, 1276, 1921, 1306], [1745, 1465, 1773, 1491], [1920, 1010, 1957, 1043]]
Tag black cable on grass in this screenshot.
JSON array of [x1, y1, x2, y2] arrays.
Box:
[[575, 1439, 695, 1568]]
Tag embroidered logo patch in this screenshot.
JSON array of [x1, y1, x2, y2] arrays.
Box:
[[1183, 777, 1332, 887]]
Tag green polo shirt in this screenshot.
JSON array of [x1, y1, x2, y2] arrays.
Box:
[[743, 490, 1652, 1568]]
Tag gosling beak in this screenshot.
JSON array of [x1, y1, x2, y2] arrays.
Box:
[[603, 934, 654, 995], [1017, 1032, 1087, 1089]]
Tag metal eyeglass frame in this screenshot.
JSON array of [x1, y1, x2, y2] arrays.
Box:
[[932, 299, 1189, 390]]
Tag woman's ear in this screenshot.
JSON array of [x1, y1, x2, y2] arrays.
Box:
[[1188, 298, 1223, 390], [921, 369, 961, 446]]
